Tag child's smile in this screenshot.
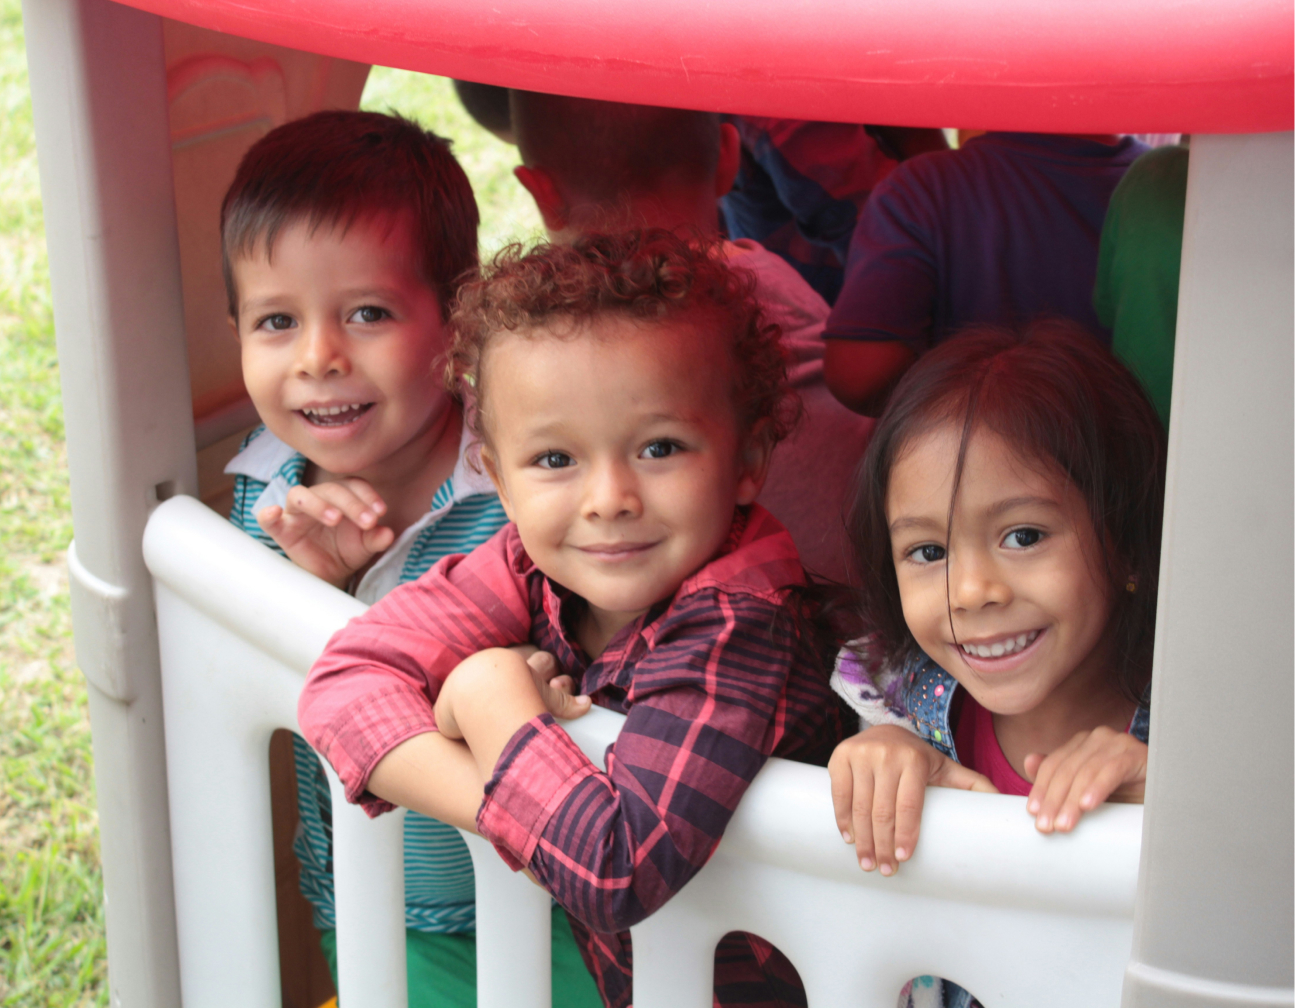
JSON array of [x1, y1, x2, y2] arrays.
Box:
[[886, 422, 1115, 722], [232, 214, 454, 485], [480, 315, 769, 655]]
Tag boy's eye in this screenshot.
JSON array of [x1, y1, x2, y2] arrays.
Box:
[[534, 451, 574, 470], [1003, 528, 1044, 550], [259, 313, 295, 332], [640, 440, 681, 460], [349, 305, 389, 324], [908, 543, 947, 564]]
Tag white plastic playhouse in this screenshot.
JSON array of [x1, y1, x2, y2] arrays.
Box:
[[17, 0, 1294, 1005]]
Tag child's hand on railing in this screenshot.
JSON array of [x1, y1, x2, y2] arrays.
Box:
[[508, 645, 594, 723], [828, 726, 996, 876], [1023, 727, 1148, 833], [257, 479, 394, 589]]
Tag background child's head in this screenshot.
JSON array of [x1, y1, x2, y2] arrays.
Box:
[[448, 229, 795, 624], [221, 111, 478, 481], [508, 92, 740, 240], [850, 321, 1166, 703]]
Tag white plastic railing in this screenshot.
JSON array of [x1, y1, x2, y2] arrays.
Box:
[[144, 495, 1143, 1008]]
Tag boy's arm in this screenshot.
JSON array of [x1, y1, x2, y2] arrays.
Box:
[[466, 593, 805, 933], [297, 524, 534, 814]]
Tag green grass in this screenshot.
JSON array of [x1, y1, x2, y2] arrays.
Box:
[[0, 23, 533, 1006], [0, 0, 105, 1001], [361, 69, 543, 255]]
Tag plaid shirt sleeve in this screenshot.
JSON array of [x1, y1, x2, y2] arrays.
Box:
[[476, 589, 801, 934], [297, 523, 534, 814]]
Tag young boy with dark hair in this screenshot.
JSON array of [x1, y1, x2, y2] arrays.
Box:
[[221, 109, 600, 1008], [508, 91, 873, 585]]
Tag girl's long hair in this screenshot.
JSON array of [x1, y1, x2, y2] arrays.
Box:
[[849, 320, 1167, 702]]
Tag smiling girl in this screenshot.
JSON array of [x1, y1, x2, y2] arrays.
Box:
[[828, 320, 1165, 882]]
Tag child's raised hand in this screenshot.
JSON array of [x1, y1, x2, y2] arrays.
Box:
[[829, 725, 997, 876], [257, 479, 394, 588], [1023, 726, 1147, 833]]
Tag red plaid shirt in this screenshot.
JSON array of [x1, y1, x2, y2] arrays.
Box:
[[300, 504, 848, 1007]]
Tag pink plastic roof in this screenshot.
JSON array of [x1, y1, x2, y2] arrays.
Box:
[[125, 0, 1292, 133]]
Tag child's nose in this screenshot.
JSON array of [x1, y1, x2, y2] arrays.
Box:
[[295, 322, 351, 379], [583, 459, 642, 520], [948, 551, 1012, 611]]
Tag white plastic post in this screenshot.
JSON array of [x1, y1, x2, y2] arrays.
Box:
[[328, 770, 410, 1008], [22, 0, 197, 1003], [464, 832, 554, 1008], [1123, 132, 1295, 1008]]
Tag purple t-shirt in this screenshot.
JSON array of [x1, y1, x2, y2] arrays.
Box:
[[824, 132, 1148, 351]]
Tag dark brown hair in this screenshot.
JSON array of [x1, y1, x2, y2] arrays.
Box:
[[850, 320, 1166, 702], [221, 110, 478, 319], [510, 91, 720, 206], [447, 229, 799, 446]]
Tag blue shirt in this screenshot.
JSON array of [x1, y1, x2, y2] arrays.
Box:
[[226, 425, 508, 932], [825, 132, 1148, 351]]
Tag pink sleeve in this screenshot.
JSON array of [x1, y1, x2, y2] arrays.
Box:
[[297, 523, 535, 813]]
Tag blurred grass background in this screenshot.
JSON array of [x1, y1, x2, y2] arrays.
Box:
[[0, 4, 535, 999]]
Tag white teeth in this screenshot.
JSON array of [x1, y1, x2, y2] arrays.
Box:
[[961, 630, 1040, 659], [303, 403, 364, 417]]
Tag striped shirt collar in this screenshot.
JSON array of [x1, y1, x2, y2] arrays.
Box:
[[224, 420, 497, 602]]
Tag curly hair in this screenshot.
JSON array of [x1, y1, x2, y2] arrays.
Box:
[[447, 229, 799, 445]]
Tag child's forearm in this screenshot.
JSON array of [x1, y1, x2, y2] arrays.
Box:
[[436, 648, 548, 782], [367, 731, 489, 833]]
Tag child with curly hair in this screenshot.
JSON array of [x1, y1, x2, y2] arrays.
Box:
[[299, 229, 849, 1008]]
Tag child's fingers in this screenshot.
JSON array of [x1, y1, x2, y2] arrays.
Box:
[[890, 765, 929, 869], [256, 505, 286, 535], [931, 759, 999, 794], [849, 766, 879, 872], [827, 747, 859, 845], [335, 477, 387, 518], [1030, 730, 1110, 831], [281, 485, 343, 526], [360, 524, 396, 556], [545, 684, 591, 721], [302, 482, 383, 531], [525, 650, 558, 680], [867, 762, 905, 875]]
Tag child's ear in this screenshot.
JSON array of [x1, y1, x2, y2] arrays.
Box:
[[714, 122, 742, 199], [514, 165, 569, 235], [228, 315, 240, 341], [479, 444, 517, 522], [734, 419, 776, 506]]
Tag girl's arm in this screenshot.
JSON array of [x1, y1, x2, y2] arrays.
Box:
[[1023, 727, 1148, 833], [828, 726, 996, 876], [440, 593, 829, 934]]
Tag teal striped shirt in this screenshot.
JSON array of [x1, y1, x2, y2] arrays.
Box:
[[226, 425, 508, 933]]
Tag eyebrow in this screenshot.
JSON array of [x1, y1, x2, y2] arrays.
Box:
[[987, 495, 1064, 518], [888, 496, 1064, 535], [888, 515, 943, 535]]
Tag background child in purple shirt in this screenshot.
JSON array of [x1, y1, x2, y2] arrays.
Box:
[[823, 132, 1147, 413]]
